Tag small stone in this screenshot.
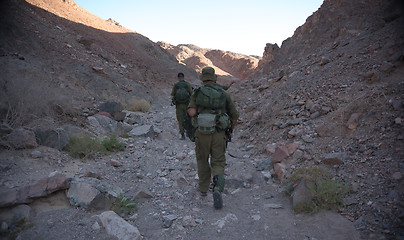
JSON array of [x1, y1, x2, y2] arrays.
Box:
[[92, 66, 103, 72], [30, 150, 42, 158], [246, 145, 255, 151], [347, 113, 361, 130], [264, 203, 283, 209], [163, 214, 177, 228], [288, 127, 303, 137], [273, 163, 286, 183], [392, 172, 402, 180], [302, 135, 314, 143], [92, 221, 101, 231], [343, 197, 358, 206], [265, 143, 277, 154], [323, 152, 346, 165], [310, 111, 321, 119], [110, 159, 122, 167], [182, 216, 196, 228]]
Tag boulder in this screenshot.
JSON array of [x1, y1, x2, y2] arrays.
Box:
[[128, 125, 154, 138], [0, 173, 68, 207], [6, 128, 37, 149], [133, 189, 153, 204], [99, 211, 141, 240], [35, 127, 69, 150], [66, 177, 122, 210], [272, 143, 298, 163], [99, 101, 125, 121], [292, 178, 314, 209], [87, 114, 124, 136]]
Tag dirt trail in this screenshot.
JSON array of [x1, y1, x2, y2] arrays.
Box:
[[2, 104, 360, 240]]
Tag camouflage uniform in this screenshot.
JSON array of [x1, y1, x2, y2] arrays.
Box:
[[188, 67, 239, 209], [171, 75, 193, 138]]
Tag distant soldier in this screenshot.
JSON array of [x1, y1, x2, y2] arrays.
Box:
[[171, 72, 193, 140], [187, 67, 239, 209]]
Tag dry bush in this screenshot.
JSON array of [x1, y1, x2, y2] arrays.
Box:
[[125, 98, 151, 112], [288, 167, 350, 214], [0, 77, 79, 129]]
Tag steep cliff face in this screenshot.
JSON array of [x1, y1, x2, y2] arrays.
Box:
[[235, 0, 404, 238], [257, 0, 404, 76], [0, 0, 197, 117], [159, 42, 259, 80]]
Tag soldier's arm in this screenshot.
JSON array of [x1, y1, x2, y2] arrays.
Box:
[[226, 94, 239, 126], [171, 84, 176, 98], [188, 84, 193, 95], [187, 91, 197, 117]]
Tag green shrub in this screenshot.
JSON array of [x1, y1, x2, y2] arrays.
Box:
[[102, 135, 125, 152], [66, 135, 106, 159], [112, 193, 137, 217], [289, 167, 350, 214], [289, 167, 333, 185], [313, 178, 350, 210], [126, 99, 151, 112], [66, 134, 126, 159]]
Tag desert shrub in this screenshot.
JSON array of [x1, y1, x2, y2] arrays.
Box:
[[289, 167, 333, 185], [0, 77, 78, 129], [66, 134, 126, 159], [289, 167, 350, 214], [126, 98, 151, 112], [65, 135, 106, 159], [112, 193, 137, 217], [102, 135, 125, 152]]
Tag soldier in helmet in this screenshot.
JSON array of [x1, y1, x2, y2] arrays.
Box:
[[187, 67, 239, 209], [171, 72, 193, 140]]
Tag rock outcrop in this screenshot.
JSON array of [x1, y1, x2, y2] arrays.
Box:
[[159, 42, 259, 80]]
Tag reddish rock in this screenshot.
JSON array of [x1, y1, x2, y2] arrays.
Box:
[[0, 173, 68, 208], [274, 163, 286, 183], [272, 143, 298, 163], [315, 124, 331, 137], [97, 112, 113, 119]]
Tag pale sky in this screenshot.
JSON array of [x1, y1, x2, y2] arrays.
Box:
[[74, 0, 323, 56]]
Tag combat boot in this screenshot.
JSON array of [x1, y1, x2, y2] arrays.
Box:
[[180, 133, 185, 140], [212, 175, 225, 209]]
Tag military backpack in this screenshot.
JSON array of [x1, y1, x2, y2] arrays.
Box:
[[195, 85, 226, 109], [174, 81, 190, 104], [194, 85, 231, 134]]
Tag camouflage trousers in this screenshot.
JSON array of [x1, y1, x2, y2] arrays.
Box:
[[175, 103, 188, 134], [194, 130, 226, 193]]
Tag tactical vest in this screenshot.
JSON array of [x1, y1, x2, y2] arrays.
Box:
[[195, 85, 230, 134]]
